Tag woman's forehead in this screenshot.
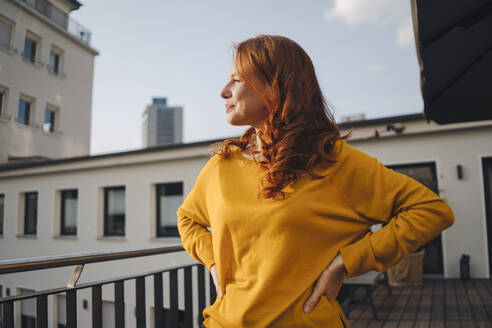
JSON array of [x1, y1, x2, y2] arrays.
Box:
[[228, 62, 239, 78]]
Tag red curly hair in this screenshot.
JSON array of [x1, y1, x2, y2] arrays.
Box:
[[212, 34, 350, 200]]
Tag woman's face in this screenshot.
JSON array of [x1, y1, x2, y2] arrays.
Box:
[[220, 61, 268, 129]]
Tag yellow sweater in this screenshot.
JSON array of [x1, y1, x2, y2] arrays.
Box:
[[177, 140, 454, 328]]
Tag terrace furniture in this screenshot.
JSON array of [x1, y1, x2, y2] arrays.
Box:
[[342, 271, 391, 319]]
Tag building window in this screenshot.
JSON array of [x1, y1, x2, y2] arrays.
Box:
[[23, 36, 37, 63], [18, 98, 32, 126], [61, 190, 77, 235], [44, 108, 56, 133], [0, 194, 4, 235], [20, 288, 36, 328], [0, 285, 3, 323], [0, 86, 9, 120], [0, 17, 13, 50], [49, 46, 64, 75], [24, 192, 38, 235], [156, 182, 183, 237], [50, 50, 60, 73], [104, 186, 125, 236], [0, 89, 4, 118], [388, 163, 438, 194]]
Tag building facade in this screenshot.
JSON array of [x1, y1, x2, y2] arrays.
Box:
[[0, 113, 491, 327], [142, 97, 183, 148], [0, 0, 98, 163]]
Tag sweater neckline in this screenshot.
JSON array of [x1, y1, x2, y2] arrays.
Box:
[[231, 148, 295, 193], [233, 148, 258, 163]]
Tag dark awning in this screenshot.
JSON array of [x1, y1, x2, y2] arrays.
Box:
[[411, 0, 492, 124]]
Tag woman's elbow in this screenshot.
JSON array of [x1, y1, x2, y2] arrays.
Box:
[[439, 200, 455, 230]]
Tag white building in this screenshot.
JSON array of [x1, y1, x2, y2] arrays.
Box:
[[0, 113, 491, 327], [142, 97, 183, 148], [0, 0, 98, 163]]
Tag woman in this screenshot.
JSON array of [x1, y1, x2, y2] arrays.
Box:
[[177, 35, 454, 327]]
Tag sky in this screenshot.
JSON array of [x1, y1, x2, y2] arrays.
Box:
[[70, 0, 423, 155]]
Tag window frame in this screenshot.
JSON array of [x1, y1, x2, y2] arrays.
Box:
[[48, 44, 65, 77], [18, 98, 31, 126], [43, 103, 60, 134], [23, 192, 38, 235], [386, 162, 439, 194], [0, 89, 3, 118], [155, 182, 183, 237], [17, 94, 36, 128], [0, 284, 3, 321], [0, 85, 9, 121], [0, 14, 16, 53], [22, 30, 42, 66], [60, 189, 77, 236], [50, 50, 60, 73], [104, 186, 126, 236], [43, 107, 56, 133], [19, 288, 36, 328], [23, 36, 37, 63], [0, 193, 4, 236]]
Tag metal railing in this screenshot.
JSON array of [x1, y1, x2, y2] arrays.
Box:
[[67, 16, 92, 45], [19, 0, 92, 45], [0, 245, 216, 328]]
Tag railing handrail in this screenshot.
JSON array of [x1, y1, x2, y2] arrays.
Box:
[[17, 0, 92, 45], [0, 263, 198, 303], [0, 244, 185, 274]]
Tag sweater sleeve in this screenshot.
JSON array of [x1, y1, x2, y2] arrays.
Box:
[[176, 156, 217, 271], [337, 146, 455, 278]]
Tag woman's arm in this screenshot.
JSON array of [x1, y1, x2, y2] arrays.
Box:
[[177, 209, 215, 271], [176, 156, 219, 272], [336, 146, 455, 278]]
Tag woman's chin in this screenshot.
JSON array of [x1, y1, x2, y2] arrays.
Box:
[[226, 117, 246, 127]]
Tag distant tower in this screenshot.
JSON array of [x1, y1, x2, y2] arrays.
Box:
[[142, 97, 183, 147]]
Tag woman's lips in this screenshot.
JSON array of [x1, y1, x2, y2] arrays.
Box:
[[226, 105, 235, 113]]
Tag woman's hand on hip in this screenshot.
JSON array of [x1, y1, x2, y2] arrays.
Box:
[[210, 264, 223, 299], [303, 253, 347, 313]]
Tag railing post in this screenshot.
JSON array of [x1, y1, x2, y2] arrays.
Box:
[[196, 265, 205, 327], [154, 273, 163, 328], [36, 295, 48, 328], [209, 271, 217, 305], [197, 265, 206, 326], [135, 277, 146, 328], [66, 289, 77, 328], [169, 269, 179, 327], [115, 281, 125, 328], [184, 266, 193, 327], [92, 285, 102, 328], [3, 301, 14, 328]]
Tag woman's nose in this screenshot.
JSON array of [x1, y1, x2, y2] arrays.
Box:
[[220, 86, 231, 99]]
